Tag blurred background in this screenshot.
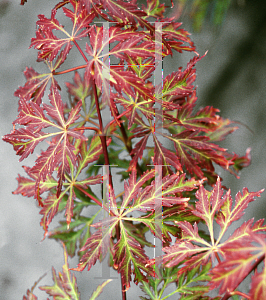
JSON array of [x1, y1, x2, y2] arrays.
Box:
[[0, 0, 266, 298]]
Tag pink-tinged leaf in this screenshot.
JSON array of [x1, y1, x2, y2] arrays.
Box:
[[13, 166, 57, 198], [43, 86, 65, 126], [36, 9, 64, 31], [15, 97, 51, 131], [115, 95, 154, 128], [65, 71, 92, 102], [176, 221, 210, 247], [193, 178, 225, 242], [128, 135, 149, 171], [77, 136, 111, 175], [153, 136, 182, 175], [127, 56, 155, 82], [121, 169, 155, 209], [161, 54, 206, 103], [162, 22, 195, 51], [40, 193, 63, 236], [4, 86, 86, 197], [3, 128, 47, 162], [113, 225, 155, 291], [30, 3, 95, 63], [169, 130, 229, 179], [210, 233, 266, 295], [72, 217, 118, 272], [119, 174, 201, 249], [216, 187, 264, 230], [14, 67, 58, 105], [109, 35, 157, 61], [146, 240, 201, 268], [84, 0, 149, 28], [162, 67, 195, 99], [75, 175, 103, 190], [165, 91, 227, 133], [111, 67, 153, 99], [147, 230, 214, 273], [250, 264, 266, 300], [30, 12, 72, 62], [62, 0, 95, 38], [153, 179, 264, 277], [39, 243, 80, 299]]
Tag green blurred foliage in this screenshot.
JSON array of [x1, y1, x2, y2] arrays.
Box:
[[173, 0, 232, 31]]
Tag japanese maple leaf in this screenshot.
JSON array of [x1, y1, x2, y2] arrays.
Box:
[[210, 232, 266, 297], [14, 63, 61, 106], [13, 165, 57, 205], [30, 0, 96, 62], [159, 54, 206, 104], [146, 178, 264, 275], [161, 22, 195, 53], [81, 0, 151, 30], [85, 26, 155, 101], [163, 129, 230, 179], [36, 136, 106, 233], [3, 86, 86, 197], [73, 169, 202, 291]]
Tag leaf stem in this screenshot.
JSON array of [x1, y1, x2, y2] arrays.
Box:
[[115, 115, 142, 176], [231, 291, 250, 299], [74, 185, 109, 213], [93, 80, 127, 300], [73, 39, 88, 63], [73, 126, 100, 133], [53, 64, 86, 75]]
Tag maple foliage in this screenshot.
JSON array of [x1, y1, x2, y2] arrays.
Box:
[[5, 0, 266, 299]]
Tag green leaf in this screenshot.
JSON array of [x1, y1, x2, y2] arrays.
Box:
[[89, 279, 113, 300], [39, 243, 80, 300]]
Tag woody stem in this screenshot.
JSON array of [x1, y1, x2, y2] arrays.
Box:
[[93, 80, 127, 300]]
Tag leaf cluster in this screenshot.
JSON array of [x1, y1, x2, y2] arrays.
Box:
[[4, 0, 266, 299]]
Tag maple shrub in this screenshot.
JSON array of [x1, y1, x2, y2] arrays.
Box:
[[3, 0, 266, 299]]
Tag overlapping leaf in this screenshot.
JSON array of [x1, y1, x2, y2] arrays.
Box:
[[210, 232, 266, 298], [13, 165, 57, 204], [73, 170, 201, 290], [14, 66, 61, 105], [3, 86, 86, 197], [140, 264, 211, 300], [146, 178, 264, 278], [81, 0, 152, 30], [30, 0, 96, 62], [85, 25, 156, 103]]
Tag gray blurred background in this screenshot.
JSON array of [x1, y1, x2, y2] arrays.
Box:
[[0, 0, 266, 299]]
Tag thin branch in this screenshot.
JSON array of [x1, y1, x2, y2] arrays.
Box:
[[93, 79, 127, 300], [53, 64, 86, 75], [72, 39, 88, 63], [74, 185, 110, 213]]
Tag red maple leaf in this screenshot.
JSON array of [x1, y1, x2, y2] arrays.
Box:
[[3, 86, 86, 197], [30, 0, 96, 62]]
